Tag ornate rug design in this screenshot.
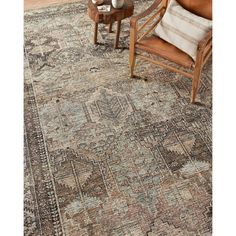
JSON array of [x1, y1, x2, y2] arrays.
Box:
[[24, 1, 212, 235]]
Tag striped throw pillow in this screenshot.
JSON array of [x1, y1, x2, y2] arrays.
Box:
[[154, 0, 212, 61]]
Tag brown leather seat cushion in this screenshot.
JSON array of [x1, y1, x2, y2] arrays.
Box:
[[177, 0, 212, 20], [136, 35, 194, 68]]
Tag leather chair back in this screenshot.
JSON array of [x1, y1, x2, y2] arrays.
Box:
[[176, 0, 212, 20]]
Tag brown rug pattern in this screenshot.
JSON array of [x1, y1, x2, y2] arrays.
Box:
[[24, 1, 212, 235]]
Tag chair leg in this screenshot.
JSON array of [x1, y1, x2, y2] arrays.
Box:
[[129, 49, 136, 78], [130, 54, 136, 78], [191, 66, 202, 103], [129, 26, 136, 78]]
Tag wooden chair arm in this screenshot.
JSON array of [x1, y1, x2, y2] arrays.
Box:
[[195, 29, 212, 67], [198, 29, 212, 51], [130, 0, 163, 28]]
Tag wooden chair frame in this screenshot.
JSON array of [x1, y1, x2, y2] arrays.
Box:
[[129, 0, 212, 103]]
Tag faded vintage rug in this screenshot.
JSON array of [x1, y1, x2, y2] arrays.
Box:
[[24, 1, 212, 235]]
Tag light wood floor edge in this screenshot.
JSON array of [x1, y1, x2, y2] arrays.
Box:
[[24, 0, 81, 11]]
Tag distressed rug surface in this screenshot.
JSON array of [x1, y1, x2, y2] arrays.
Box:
[[24, 1, 212, 235]]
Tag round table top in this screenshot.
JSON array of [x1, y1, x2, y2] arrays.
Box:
[[88, 0, 134, 24]]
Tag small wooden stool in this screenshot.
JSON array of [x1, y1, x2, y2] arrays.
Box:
[[87, 0, 134, 48]]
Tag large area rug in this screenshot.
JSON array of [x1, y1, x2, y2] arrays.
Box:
[[24, 1, 212, 235]]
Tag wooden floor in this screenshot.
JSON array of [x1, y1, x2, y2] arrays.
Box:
[[25, 0, 81, 10]]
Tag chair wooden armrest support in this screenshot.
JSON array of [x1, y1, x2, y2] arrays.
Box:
[[198, 29, 212, 51], [130, 0, 163, 28], [129, 1, 163, 76], [130, 0, 164, 49], [191, 29, 212, 103], [196, 29, 212, 65]]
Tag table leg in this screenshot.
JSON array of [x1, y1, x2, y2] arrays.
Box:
[[114, 20, 121, 49], [94, 22, 98, 44], [108, 23, 113, 33]]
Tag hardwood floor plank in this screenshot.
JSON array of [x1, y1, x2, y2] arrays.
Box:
[[24, 0, 81, 10]]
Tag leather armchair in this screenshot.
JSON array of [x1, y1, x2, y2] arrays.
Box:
[[129, 0, 212, 103]]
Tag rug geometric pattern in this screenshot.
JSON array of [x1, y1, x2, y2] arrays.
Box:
[[24, 1, 212, 235]]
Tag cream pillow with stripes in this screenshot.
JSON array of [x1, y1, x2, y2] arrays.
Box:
[[154, 0, 212, 61]]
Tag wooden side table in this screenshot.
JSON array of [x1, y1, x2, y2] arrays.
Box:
[[87, 0, 134, 48]]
